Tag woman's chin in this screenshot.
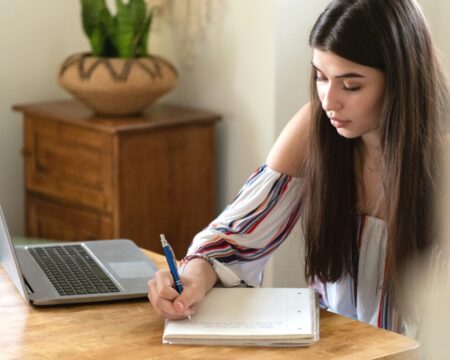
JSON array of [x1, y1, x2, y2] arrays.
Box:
[[335, 128, 358, 139]]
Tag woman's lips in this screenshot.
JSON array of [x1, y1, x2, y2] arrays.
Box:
[[330, 118, 350, 128]]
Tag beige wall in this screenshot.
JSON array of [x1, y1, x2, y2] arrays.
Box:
[[419, 0, 450, 76], [0, 1, 88, 234], [156, 0, 277, 208], [434, 1, 450, 77]]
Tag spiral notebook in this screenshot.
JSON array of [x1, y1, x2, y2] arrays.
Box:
[[162, 287, 319, 347]]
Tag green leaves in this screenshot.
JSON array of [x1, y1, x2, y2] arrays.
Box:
[[80, 0, 109, 55], [134, 7, 155, 57], [80, 0, 154, 58]]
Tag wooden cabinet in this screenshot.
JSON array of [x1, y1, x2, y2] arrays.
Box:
[[14, 100, 220, 258]]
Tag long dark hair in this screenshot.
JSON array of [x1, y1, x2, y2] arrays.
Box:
[[303, 0, 448, 297]]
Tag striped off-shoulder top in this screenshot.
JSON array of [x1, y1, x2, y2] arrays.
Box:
[[181, 165, 441, 335]]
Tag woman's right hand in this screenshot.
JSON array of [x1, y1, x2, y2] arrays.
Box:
[[148, 258, 217, 320]]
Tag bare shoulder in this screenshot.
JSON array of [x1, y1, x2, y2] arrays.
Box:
[[266, 102, 313, 177]]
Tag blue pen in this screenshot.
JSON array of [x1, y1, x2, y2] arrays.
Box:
[[160, 234, 184, 293], [160, 234, 191, 320]]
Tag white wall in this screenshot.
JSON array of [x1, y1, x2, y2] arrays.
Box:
[[0, 1, 88, 234], [155, 0, 277, 208], [429, 0, 450, 77]]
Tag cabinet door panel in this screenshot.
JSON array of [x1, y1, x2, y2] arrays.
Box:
[[117, 125, 215, 257], [26, 195, 114, 241], [24, 117, 113, 212]]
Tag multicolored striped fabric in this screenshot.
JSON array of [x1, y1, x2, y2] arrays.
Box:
[[182, 165, 303, 287], [180, 165, 427, 334]]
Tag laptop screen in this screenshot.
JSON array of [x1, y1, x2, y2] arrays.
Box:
[[0, 206, 29, 302]]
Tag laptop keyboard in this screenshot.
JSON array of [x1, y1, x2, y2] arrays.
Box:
[[28, 245, 120, 296]]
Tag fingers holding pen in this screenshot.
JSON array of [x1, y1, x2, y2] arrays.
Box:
[[155, 269, 179, 300], [171, 275, 203, 313], [148, 277, 192, 319], [147, 272, 195, 319], [149, 235, 206, 320]]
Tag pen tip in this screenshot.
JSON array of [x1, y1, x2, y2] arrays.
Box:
[[160, 234, 168, 246]]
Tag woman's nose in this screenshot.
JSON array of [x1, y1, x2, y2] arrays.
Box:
[[321, 85, 342, 112]]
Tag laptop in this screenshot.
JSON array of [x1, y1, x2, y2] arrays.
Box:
[[0, 206, 158, 305]]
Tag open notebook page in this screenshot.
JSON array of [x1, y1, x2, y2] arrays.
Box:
[[163, 288, 317, 341]]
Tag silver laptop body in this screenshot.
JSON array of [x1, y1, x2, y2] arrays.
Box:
[[0, 206, 158, 305]]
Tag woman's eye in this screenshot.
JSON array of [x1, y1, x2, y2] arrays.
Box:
[[314, 74, 327, 82], [344, 85, 361, 92]]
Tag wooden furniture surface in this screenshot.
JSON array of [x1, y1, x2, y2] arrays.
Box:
[[13, 100, 221, 258], [0, 249, 419, 359]]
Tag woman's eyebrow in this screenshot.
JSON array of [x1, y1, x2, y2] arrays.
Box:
[[311, 63, 365, 79]]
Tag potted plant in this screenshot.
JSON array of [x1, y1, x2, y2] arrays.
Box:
[[58, 0, 177, 116]]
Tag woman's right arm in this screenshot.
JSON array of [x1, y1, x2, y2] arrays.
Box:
[[148, 103, 312, 320]]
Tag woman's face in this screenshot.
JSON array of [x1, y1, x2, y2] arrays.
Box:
[[312, 49, 386, 140]]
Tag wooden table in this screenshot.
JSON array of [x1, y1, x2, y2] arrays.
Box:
[[0, 250, 419, 359]]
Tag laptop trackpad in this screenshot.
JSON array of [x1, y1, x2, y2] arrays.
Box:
[[109, 261, 155, 279]]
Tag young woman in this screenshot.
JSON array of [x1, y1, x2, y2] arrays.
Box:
[[148, 0, 448, 336]]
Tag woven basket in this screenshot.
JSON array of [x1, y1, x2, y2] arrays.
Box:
[[58, 53, 178, 116]]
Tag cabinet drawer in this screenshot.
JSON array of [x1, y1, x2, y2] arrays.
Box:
[[24, 117, 113, 212], [26, 195, 114, 241]]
